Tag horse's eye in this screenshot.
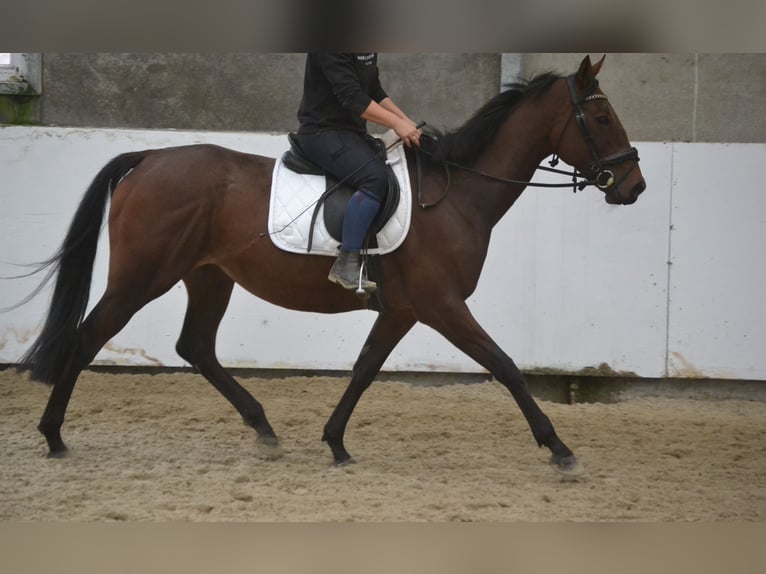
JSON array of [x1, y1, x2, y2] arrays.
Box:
[[596, 115, 610, 125]]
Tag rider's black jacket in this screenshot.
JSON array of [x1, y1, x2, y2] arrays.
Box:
[[297, 53, 388, 135]]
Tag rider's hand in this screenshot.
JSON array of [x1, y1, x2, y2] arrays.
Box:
[[395, 119, 422, 148]]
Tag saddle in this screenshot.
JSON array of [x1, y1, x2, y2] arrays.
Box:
[[281, 133, 401, 251]]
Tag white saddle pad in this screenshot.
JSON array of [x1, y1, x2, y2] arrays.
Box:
[[268, 141, 412, 256]]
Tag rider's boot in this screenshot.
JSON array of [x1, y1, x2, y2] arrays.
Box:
[[328, 250, 376, 292]]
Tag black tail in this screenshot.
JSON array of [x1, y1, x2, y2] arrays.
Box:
[[18, 151, 149, 385]]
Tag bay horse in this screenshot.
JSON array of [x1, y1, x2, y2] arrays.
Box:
[[18, 55, 644, 474]]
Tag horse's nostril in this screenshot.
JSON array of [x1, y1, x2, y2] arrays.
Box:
[[634, 180, 646, 196]]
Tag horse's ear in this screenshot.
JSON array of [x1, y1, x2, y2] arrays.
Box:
[[574, 55, 593, 93], [591, 54, 606, 77], [574, 54, 605, 94], [578, 55, 592, 73]]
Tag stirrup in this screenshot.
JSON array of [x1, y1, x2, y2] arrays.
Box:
[[355, 259, 375, 297]]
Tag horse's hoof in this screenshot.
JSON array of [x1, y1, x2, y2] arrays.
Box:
[[333, 456, 356, 468], [46, 447, 69, 459], [256, 436, 284, 460], [550, 454, 584, 476]]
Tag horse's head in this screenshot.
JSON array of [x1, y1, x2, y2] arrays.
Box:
[[553, 55, 646, 205]]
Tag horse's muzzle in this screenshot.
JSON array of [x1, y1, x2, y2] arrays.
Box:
[[606, 178, 646, 205]]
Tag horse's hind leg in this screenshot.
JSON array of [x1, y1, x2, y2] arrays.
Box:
[[176, 265, 279, 452], [38, 361, 83, 457], [38, 289, 154, 457]]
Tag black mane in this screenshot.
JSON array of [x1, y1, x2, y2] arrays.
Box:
[[419, 72, 563, 167]]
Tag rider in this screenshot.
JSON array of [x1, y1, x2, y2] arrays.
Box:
[[294, 53, 421, 292]]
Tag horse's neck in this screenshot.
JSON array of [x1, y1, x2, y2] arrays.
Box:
[[459, 105, 555, 227]]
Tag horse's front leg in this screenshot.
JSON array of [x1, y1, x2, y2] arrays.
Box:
[[322, 310, 416, 465], [419, 299, 583, 475]]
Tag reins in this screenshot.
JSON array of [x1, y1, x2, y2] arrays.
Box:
[[414, 144, 602, 209]]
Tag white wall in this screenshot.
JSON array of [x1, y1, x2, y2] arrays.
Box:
[[1, 127, 764, 380]]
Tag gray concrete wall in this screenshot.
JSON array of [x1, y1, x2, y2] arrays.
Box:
[[34, 53, 501, 135], [39, 53, 307, 132], [2, 53, 763, 143]]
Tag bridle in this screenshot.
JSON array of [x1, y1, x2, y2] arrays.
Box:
[[548, 75, 640, 197], [416, 74, 640, 208]]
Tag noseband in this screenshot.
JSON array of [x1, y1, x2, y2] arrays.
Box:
[[549, 75, 640, 196]]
